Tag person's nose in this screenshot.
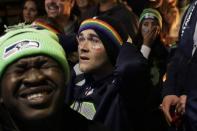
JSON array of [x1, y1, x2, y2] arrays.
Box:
[[23, 68, 46, 85], [26, 9, 31, 16], [78, 40, 90, 52]]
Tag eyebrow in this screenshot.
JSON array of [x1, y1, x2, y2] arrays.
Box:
[[79, 33, 99, 38], [89, 33, 100, 39]]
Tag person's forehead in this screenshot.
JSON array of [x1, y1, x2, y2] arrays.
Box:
[[12, 55, 55, 65], [143, 18, 156, 22], [80, 29, 98, 36], [24, 1, 37, 8]]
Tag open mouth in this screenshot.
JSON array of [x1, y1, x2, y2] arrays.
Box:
[[47, 4, 59, 15], [48, 4, 58, 10], [80, 56, 89, 61], [18, 86, 54, 106]]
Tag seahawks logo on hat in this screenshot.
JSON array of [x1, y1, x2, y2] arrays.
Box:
[[3, 40, 39, 59], [144, 13, 155, 19]]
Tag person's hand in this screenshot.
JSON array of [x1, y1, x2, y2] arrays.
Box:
[[176, 95, 187, 115], [143, 26, 160, 47], [161, 95, 179, 125]]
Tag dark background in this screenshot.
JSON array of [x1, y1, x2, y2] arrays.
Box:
[[0, 0, 147, 31]]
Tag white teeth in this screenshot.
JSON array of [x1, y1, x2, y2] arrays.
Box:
[[27, 93, 44, 100], [48, 6, 58, 10]]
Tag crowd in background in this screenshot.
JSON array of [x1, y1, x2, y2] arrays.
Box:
[[0, 0, 189, 48]]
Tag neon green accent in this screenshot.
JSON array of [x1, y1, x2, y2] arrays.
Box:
[[0, 27, 70, 83]]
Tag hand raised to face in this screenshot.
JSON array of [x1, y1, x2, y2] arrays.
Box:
[[141, 19, 160, 47]]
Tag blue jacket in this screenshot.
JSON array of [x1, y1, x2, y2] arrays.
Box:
[[66, 43, 151, 131], [162, 1, 197, 130], [162, 0, 197, 97]]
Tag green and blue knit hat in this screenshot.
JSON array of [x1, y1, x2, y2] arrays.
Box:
[[0, 26, 70, 83], [139, 8, 162, 28], [78, 16, 129, 65]]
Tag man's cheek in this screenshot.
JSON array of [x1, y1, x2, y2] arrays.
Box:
[[92, 45, 103, 51]]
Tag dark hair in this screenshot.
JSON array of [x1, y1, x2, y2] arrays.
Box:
[[18, 0, 46, 23], [73, 0, 98, 18]]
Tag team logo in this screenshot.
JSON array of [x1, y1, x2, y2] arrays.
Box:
[[3, 40, 39, 59]]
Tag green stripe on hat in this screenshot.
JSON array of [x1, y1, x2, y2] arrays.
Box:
[[139, 8, 162, 28]]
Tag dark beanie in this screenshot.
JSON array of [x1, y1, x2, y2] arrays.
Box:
[[78, 16, 129, 65]]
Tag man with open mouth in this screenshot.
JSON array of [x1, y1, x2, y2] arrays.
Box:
[[0, 26, 109, 131]]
